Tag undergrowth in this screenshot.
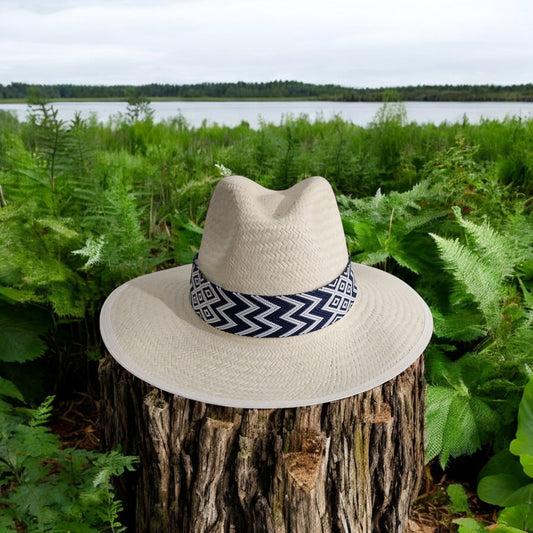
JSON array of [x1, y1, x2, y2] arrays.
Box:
[[0, 394, 138, 532], [0, 101, 531, 529]]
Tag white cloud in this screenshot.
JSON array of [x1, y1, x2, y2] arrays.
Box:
[[0, 0, 532, 87]]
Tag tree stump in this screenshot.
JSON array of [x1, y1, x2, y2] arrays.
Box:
[[98, 354, 425, 533]]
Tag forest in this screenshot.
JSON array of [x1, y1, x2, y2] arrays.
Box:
[[0, 99, 532, 531], [1, 80, 533, 102]]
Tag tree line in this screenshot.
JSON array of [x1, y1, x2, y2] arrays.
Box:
[[1, 80, 533, 101]]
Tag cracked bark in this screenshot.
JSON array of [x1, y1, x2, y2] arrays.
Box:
[[99, 355, 425, 533]]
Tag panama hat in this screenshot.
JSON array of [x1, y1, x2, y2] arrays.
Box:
[[100, 175, 433, 408]]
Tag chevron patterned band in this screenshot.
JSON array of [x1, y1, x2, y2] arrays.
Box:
[[189, 256, 357, 338]]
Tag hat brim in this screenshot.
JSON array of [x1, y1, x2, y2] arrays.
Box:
[[100, 263, 433, 408]]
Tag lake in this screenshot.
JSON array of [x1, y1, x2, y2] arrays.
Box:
[[1, 100, 533, 128]]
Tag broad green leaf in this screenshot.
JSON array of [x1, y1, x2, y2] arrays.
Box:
[[479, 449, 529, 482], [359, 249, 390, 266], [386, 238, 421, 273], [502, 483, 533, 507], [425, 385, 454, 464], [0, 377, 24, 401], [491, 526, 529, 533], [510, 378, 533, 477], [0, 304, 51, 363], [172, 215, 203, 265], [478, 474, 533, 507], [498, 504, 533, 531], [454, 517, 489, 532], [426, 384, 499, 467]]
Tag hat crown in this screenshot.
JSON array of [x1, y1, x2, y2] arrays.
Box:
[[197, 176, 348, 295]]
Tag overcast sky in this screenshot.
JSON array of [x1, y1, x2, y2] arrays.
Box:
[[1, 0, 532, 88]]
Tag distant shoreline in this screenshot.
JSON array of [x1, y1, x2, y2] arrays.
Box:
[[4, 97, 325, 104], [1, 81, 532, 103], [1, 96, 532, 105]]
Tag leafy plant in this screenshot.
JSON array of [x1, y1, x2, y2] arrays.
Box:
[[431, 206, 525, 333], [454, 377, 533, 532], [338, 180, 446, 275], [447, 483, 472, 515], [0, 394, 138, 532], [425, 369, 501, 469], [1, 104, 532, 529], [125, 96, 154, 124], [0, 202, 88, 317], [24, 102, 70, 195], [425, 206, 531, 467]]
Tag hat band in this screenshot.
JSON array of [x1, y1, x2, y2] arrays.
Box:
[[189, 256, 357, 338]]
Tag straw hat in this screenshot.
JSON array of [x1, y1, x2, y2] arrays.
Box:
[[100, 176, 433, 408]]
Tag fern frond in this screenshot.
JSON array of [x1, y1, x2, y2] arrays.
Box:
[[425, 385, 454, 464], [431, 306, 486, 341], [405, 209, 447, 231], [431, 233, 503, 328], [72, 235, 106, 269], [91, 449, 139, 489], [426, 385, 500, 467], [35, 218, 78, 241], [453, 206, 521, 280], [29, 395, 55, 427], [0, 395, 137, 531], [173, 174, 220, 220]]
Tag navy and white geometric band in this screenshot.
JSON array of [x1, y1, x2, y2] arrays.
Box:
[[189, 255, 357, 338]]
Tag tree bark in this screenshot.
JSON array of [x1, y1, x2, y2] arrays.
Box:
[[98, 355, 425, 533]]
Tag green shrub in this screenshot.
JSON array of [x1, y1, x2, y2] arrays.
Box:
[[454, 377, 533, 532], [0, 395, 138, 532]]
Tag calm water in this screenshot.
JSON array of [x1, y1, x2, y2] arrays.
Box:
[[1, 100, 533, 128]]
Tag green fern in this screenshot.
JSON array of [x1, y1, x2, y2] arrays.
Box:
[[425, 346, 504, 467], [0, 202, 87, 317], [430, 208, 526, 333], [26, 102, 71, 195], [430, 307, 486, 342], [453, 206, 522, 281], [65, 111, 95, 179], [0, 396, 138, 532], [426, 382, 500, 467], [72, 234, 107, 269], [28, 395, 54, 427], [431, 232, 503, 329], [172, 173, 220, 221], [97, 182, 150, 281], [426, 209, 531, 467], [339, 181, 446, 274]]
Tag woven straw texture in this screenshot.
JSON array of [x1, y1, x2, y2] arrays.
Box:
[[100, 176, 433, 408], [197, 176, 348, 294]]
